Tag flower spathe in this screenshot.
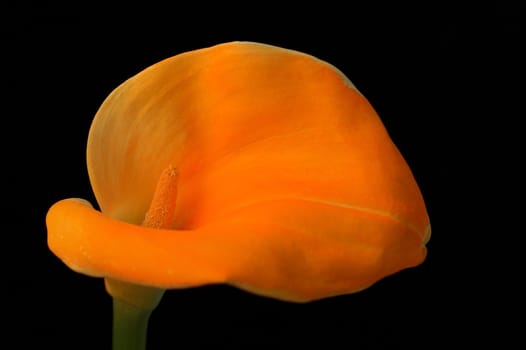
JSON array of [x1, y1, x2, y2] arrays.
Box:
[[47, 41, 430, 302]]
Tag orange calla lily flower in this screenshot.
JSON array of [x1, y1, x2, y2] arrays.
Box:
[[46, 41, 430, 303]]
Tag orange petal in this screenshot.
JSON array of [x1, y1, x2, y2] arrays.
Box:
[[47, 41, 430, 302], [47, 197, 428, 302]]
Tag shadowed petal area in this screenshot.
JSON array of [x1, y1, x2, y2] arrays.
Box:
[[46, 41, 430, 302]]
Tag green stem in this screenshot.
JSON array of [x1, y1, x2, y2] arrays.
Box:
[[106, 278, 165, 350], [112, 298, 152, 350]]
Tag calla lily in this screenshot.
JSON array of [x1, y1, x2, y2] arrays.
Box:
[[46, 41, 430, 349]]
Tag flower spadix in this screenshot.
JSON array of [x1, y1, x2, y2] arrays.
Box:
[[47, 41, 430, 302]]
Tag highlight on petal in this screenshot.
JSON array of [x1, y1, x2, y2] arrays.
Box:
[[47, 41, 430, 302]]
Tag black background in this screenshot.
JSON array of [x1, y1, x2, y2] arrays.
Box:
[[3, 3, 523, 349]]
